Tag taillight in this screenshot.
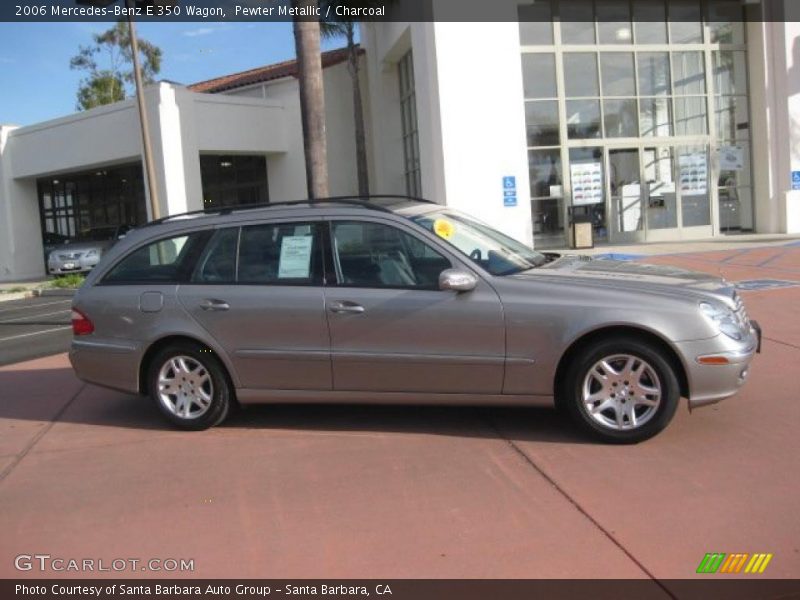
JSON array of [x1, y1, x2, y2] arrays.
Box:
[[71, 308, 94, 336]]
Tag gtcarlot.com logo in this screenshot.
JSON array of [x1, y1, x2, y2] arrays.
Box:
[[696, 552, 773, 574], [14, 554, 194, 573]]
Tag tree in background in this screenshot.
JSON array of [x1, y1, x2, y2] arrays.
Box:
[[293, 0, 330, 199], [321, 14, 369, 197], [70, 21, 162, 111]]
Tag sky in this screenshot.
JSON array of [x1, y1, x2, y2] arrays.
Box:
[[0, 22, 347, 126]]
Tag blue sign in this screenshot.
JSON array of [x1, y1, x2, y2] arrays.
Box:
[[793, 171, 800, 190], [503, 175, 517, 206]]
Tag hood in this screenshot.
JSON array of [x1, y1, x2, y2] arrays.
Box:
[[515, 255, 735, 304]]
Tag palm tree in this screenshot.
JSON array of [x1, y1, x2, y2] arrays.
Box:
[[321, 18, 369, 197], [293, 0, 330, 199]]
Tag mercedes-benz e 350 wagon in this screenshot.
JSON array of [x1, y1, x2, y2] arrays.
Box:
[[69, 197, 760, 443]]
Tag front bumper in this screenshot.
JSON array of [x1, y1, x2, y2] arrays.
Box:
[[48, 257, 100, 275], [677, 321, 761, 410]]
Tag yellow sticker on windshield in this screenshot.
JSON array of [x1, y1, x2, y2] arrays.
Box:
[[433, 219, 455, 240]]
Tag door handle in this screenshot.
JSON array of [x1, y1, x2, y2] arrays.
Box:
[[200, 299, 230, 312], [328, 301, 365, 314]]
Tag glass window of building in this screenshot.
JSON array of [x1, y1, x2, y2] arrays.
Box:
[[518, 0, 751, 246], [596, 0, 632, 44], [669, 0, 704, 44], [559, 0, 596, 45], [398, 50, 422, 197], [38, 163, 146, 243], [518, 0, 554, 46], [633, 0, 668, 44], [200, 155, 269, 209]]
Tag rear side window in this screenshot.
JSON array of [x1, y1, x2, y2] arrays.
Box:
[[103, 232, 207, 284]]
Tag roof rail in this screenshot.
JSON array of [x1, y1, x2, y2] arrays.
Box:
[[142, 195, 436, 228]]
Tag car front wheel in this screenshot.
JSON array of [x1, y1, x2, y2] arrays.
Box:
[[562, 336, 680, 443], [148, 342, 232, 430]]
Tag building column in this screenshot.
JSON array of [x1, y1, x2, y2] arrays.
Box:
[[0, 126, 45, 282], [425, 22, 534, 245], [751, 3, 800, 234], [143, 83, 203, 220]]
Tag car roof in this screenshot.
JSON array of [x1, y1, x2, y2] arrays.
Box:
[[135, 196, 445, 235]]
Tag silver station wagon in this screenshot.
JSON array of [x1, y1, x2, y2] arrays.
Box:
[[69, 197, 760, 443]]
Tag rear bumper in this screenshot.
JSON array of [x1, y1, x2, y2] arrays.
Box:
[[677, 322, 760, 410], [69, 338, 142, 394]]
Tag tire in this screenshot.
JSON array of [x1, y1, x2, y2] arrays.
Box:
[[147, 341, 232, 431], [561, 335, 680, 444]]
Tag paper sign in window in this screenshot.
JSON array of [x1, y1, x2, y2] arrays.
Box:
[[278, 236, 313, 279]]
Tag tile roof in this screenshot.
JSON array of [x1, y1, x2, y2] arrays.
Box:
[[188, 46, 361, 94]]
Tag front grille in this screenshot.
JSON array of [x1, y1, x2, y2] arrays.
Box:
[[733, 292, 750, 328]]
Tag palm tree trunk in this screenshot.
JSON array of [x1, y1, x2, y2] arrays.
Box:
[[346, 23, 370, 198], [293, 0, 329, 200]]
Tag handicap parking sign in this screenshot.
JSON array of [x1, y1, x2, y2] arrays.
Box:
[[793, 171, 800, 190], [503, 176, 516, 189]]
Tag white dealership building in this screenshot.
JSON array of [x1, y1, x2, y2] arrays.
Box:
[[2, 0, 800, 281]]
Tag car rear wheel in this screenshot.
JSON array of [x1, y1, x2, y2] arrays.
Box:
[[562, 336, 680, 443], [148, 342, 231, 430]]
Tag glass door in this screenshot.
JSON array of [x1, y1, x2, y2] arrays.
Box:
[[643, 146, 679, 241], [677, 145, 713, 239], [568, 147, 607, 243], [608, 148, 644, 243]]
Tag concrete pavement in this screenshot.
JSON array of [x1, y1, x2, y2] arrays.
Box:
[[1, 245, 799, 586], [0, 296, 73, 367]]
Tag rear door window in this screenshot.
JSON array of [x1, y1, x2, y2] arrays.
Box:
[[237, 222, 324, 285], [103, 232, 208, 284], [192, 228, 239, 284]]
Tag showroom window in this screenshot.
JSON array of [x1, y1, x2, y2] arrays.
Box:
[[518, 0, 753, 246], [520, 44, 565, 248], [38, 163, 146, 242], [200, 155, 269, 209]]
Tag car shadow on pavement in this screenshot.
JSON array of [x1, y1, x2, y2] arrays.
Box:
[[221, 403, 593, 445], [0, 367, 590, 444]]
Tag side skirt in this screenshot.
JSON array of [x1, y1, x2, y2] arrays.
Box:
[[236, 389, 554, 407]]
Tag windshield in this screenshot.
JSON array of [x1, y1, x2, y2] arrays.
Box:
[[411, 210, 547, 276]]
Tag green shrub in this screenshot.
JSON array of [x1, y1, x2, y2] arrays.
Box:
[[51, 274, 86, 289]]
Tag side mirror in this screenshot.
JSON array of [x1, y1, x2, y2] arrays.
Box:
[[439, 269, 478, 293]]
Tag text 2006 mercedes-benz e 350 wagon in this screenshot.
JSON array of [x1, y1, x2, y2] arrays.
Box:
[[69, 197, 760, 443]]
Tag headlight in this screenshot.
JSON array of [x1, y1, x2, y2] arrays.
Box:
[[84, 249, 100, 258], [699, 301, 744, 341]]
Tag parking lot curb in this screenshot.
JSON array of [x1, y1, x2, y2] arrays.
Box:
[[33, 289, 77, 298], [0, 291, 34, 303]]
